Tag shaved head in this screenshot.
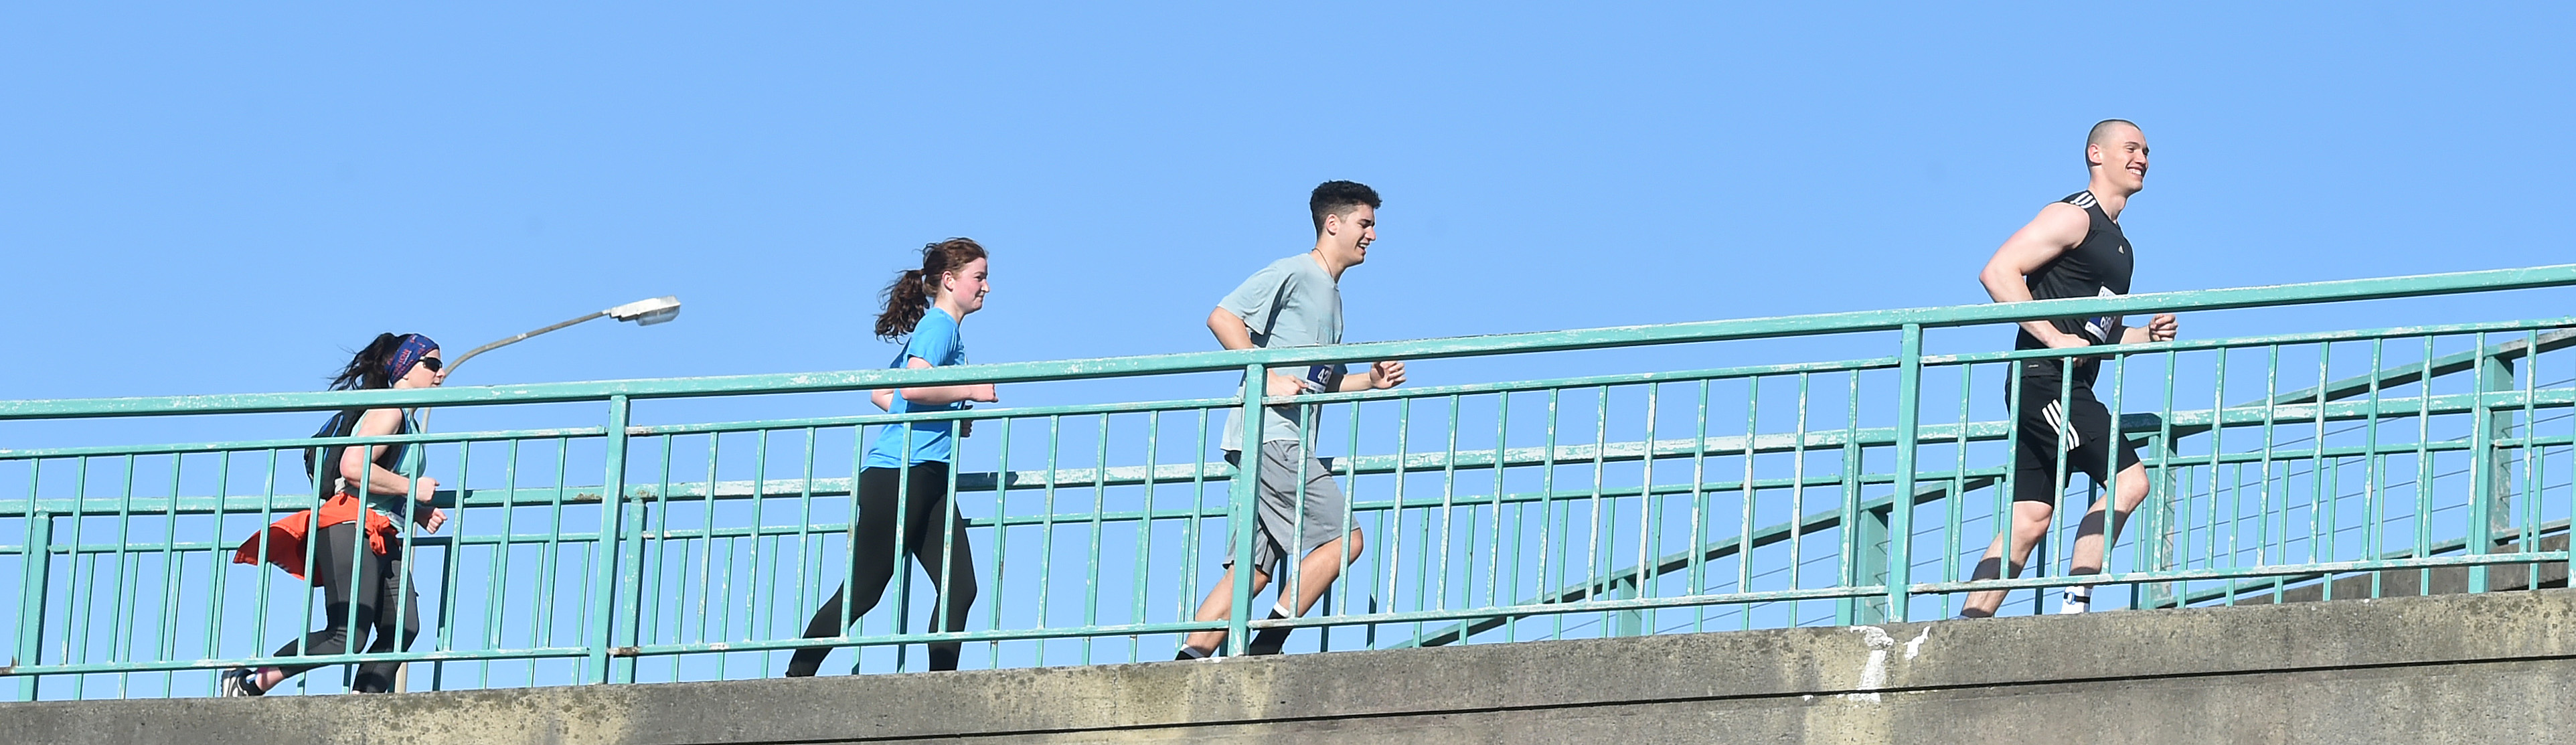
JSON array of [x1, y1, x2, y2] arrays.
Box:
[[2085, 119, 2144, 168], [2081, 118, 2150, 194], [2087, 118, 2141, 147]]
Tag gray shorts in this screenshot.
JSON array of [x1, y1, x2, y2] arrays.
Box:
[[1223, 441, 1352, 574]]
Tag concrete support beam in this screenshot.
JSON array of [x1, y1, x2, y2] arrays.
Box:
[[7, 589, 2574, 744]]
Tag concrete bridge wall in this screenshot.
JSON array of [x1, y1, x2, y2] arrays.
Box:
[[7, 588, 2573, 744]]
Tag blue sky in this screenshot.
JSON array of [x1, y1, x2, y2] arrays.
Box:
[[5, 3, 2571, 404], [5, 3, 2575, 687]]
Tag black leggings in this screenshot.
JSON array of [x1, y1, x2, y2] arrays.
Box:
[[271, 521, 421, 692], [788, 463, 979, 675]]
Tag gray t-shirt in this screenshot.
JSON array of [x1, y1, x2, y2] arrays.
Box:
[[1218, 254, 1346, 451]]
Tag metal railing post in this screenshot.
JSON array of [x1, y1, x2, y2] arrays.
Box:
[[1844, 504, 1891, 624], [1882, 323, 1923, 620], [2468, 348, 2513, 593], [1227, 363, 1265, 656], [13, 511, 49, 701], [586, 395, 634, 683], [1611, 574, 1643, 637], [2140, 435, 2182, 609]]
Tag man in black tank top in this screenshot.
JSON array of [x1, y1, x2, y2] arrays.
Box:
[[1960, 120, 2179, 618]]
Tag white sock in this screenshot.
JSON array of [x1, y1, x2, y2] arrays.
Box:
[[2057, 586, 2093, 614]]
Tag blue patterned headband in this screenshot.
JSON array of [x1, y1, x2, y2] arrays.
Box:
[[388, 334, 440, 382]]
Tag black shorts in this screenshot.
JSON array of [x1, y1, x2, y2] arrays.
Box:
[[2009, 359, 2141, 504]]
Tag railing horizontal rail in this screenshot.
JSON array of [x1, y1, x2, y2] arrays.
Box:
[[1905, 552, 2567, 595], [2154, 519, 2573, 608], [19, 384, 2565, 520], [8, 264, 2575, 699]]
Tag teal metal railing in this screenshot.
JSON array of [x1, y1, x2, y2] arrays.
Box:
[[4, 264, 2573, 698]]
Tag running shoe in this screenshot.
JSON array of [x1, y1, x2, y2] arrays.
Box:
[[218, 668, 262, 697]]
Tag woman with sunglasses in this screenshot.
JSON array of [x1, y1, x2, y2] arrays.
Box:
[[224, 333, 451, 695]]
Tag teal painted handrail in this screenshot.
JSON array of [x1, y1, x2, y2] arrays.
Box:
[[4, 264, 2573, 699]]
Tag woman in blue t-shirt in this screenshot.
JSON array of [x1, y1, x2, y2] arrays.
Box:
[[787, 238, 997, 676]]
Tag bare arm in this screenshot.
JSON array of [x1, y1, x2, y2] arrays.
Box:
[[1336, 361, 1407, 392], [338, 408, 432, 501], [337, 407, 446, 531], [871, 389, 894, 411], [1208, 307, 1305, 396], [896, 355, 997, 406], [1978, 203, 2096, 349], [2121, 314, 2180, 344]]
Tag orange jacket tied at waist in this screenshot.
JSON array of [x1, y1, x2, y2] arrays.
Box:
[[230, 491, 400, 583]]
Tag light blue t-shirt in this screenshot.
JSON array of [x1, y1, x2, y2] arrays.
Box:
[[1217, 254, 1346, 451], [863, 307, 969, 469]]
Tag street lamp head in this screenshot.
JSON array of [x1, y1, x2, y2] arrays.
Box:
[[607, 296, 682, 327]]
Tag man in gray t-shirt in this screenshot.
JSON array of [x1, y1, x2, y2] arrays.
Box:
[[1178, 181, 1408, 659], [1217, 252, 1344, 452]]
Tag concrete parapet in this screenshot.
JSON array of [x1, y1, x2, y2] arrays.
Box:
[[7, 588, 2573, 744]]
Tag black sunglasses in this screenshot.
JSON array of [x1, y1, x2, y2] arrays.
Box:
[[416, 357, 444, 373]]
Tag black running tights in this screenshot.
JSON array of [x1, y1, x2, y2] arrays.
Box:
[[271, 521, 420, 692], [788, 463, 979, 675]]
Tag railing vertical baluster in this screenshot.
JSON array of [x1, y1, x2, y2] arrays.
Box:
[[1634, 384, 1659, 635], [1834, 370, 1862, 625], [647, 433, 677, 681], [1884, 323, 1924, 621], [1945, 363, 1973, 604], [1779, 373, 1805, 631], [1033, 418, 1058, 667], [1083, 414, 1110, 665], [204, 453, 234, 692], [2413, 338, 2435, 595], [14, 509, 49, 701], [1542, 388, 1561, 639], [1490, 392, 1513, 640], [64, 456, 90, 700], [991, 416, 1018, 669], [2142, 347, 2182, 608], [1685, 380, 1708, 633], [2363, 339, 2386, 599], [1847, 504, 1890, 624], [2468, 334, 2511, 593], [587, 395, 633, 683], [110, 454, 138, 695], [1226, 363, 1265, 656], [1135, 412, 1160, 661], [489, 438, 523, 689], [2517, 329, 2543, 592], [1585, 386, 1608, 633], [2306, 344, 2332, 592], [430, 440, 473, 691]]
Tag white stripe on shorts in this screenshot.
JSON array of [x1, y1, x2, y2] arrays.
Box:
[[2042, 399, 2080, 450]]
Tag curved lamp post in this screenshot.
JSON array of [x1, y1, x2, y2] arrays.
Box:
[[445, 295, 682, 378], [399, 295, 678, 692]]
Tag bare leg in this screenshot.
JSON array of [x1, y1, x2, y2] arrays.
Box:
[[1959, 502, 2056, 617], [1281, 530, 1364, 617], [1179, 528, 1366, 655], [2067, 463, 2152, 576], [1180, 569, 1273, 654]]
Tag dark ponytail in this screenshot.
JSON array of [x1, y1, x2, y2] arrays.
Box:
[[873, 238, 988, 340], [327, 333, 407, 391]]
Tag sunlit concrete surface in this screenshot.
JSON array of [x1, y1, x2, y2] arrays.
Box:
[[6, 588, 2571, 744]]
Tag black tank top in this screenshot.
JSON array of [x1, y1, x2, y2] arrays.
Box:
[[2014, 190, 2134, 351]]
